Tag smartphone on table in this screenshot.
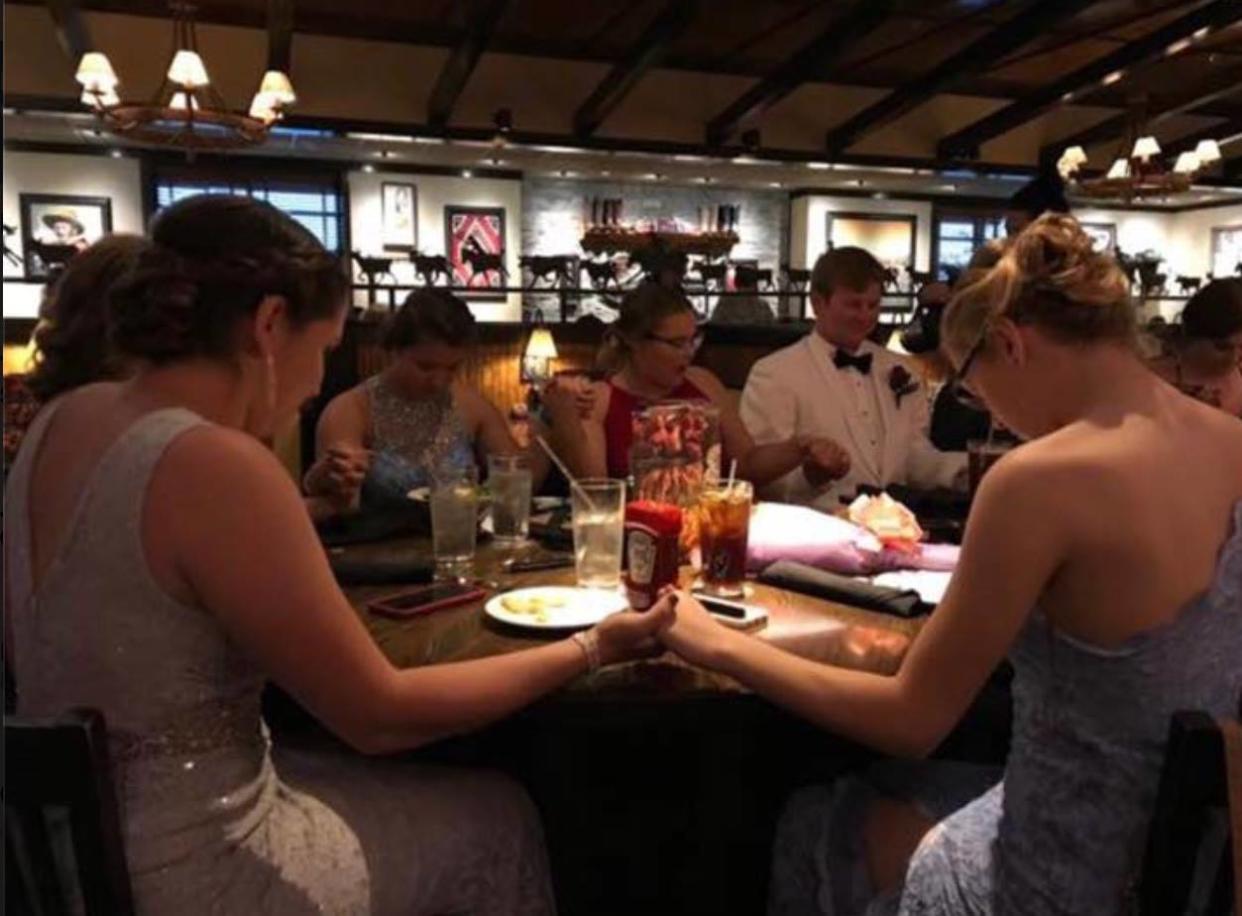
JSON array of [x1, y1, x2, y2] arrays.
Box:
[[690, 592, 769, 629], [367, 582, 487, 619]]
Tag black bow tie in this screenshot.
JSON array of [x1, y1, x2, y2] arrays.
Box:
[[833, 349, 873, 375]]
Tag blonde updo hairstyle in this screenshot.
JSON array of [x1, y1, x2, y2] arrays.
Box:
[[943, 214, 1135, 364]]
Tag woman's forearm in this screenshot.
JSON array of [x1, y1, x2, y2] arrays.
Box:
[[365, 639, 590, 753], [713, 631, 929, 758]]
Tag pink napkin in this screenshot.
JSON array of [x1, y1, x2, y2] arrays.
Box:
[[746, 502, 959, 576]]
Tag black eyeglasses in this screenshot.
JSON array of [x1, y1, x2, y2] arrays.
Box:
[[947, 328, 988, 410], [646, 330, 705, 354]]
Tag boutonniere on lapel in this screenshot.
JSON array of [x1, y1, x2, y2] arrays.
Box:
[[888, 365, 919, 408]]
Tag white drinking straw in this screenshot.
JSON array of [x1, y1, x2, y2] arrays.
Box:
[[726, 458, 738, 493], [534, 434, 598, 512]]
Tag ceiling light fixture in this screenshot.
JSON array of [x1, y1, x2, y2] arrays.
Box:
[[74, 2, 294, 149]]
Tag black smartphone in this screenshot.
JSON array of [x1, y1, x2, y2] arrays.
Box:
[[367, 583, 487, 619], [693, 594, 749, 620]]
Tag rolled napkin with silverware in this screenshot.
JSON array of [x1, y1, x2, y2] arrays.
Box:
[[758, 560, 925, 618], [327, 553, 435, 587]]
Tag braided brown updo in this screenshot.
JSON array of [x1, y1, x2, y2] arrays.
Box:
[[108, 194, 348, 365]]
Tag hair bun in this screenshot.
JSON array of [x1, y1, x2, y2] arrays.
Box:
[[1008, 214, 1095, 284], [108, 246, 204, 363]]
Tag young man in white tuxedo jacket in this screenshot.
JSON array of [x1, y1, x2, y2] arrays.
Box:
[[741, 246, 966, 511]]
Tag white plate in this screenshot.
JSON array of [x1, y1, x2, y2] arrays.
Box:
[[485, 586, 628, 630]]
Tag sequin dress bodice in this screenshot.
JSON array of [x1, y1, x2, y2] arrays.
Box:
[[361, 374, 476, 506], [4, 402, 557, 914]]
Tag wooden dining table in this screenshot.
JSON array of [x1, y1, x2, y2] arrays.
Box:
[[337, 537, 922, 696], [314, 535, 944, 915]]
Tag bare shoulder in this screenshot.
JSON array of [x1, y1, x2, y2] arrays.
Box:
[[317, 384, 370, 439], [159, 424, 294, 494]]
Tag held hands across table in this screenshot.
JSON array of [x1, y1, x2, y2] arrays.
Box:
[[799, 436, 852, 489], [648, 588, 738, 671], [307, 445, 371, 511], [591, 597, 676, 664]]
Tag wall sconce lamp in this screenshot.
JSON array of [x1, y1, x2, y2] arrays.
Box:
[[521, 324, 558, 384]]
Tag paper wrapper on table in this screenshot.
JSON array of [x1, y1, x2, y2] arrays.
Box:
[[746, 502, 959, 576]]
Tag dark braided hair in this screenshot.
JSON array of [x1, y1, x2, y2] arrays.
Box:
[[108, 194, 348, 365]]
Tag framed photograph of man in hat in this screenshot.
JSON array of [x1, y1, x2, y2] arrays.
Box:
[[19, 193, 113, 279]]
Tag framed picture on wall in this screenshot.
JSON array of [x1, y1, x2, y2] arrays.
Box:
[[1211, 225, 1242, 279], [380, 182, 417, 252], [444, 205, 507, 300], [826, 211, 917, 288], [19, 193, 112, 279], [1079, 222, 1117, 254]]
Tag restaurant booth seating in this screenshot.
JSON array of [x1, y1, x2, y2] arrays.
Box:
[[4, 708, 135, 916]]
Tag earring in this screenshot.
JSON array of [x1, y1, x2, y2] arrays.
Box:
[[263, 353, 277, 415]]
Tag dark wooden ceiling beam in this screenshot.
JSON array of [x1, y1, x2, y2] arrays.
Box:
[[823, 0, 1096, 155], [267, 0, 294, 72], [937, 0, 1242, 160], [704, 0, 895, 148], [427, 0, 509, 130], [44, 0, 92, 62], [1039, 65, 1242, 165], [1162, 116, 1242, 159], [573, 0, 697, 138]]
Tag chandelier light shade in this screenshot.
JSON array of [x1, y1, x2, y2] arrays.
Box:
[[1129, 135, 1161, 161], [74, 52, 118, 93], [1194, 139, 1222, 164], [1173, 152, 1200, 174], [1105, 158, 1131, 180], [74, 2, 296, 150]]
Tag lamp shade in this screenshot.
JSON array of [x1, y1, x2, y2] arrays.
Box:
[[1061, 145, 1088, 167], [1106, 158, 1131, 180], [1194, 139, 1221, 164], [1173, 152, 1201, 174], [258, 70, 296, 105], [167, 49, 210, 88], [169, 91, 200, 112], [75, 52, 118, 92], [524, 327, 559, 360], [248, 92, 280, 123], [1130, 136, 1161, 161]]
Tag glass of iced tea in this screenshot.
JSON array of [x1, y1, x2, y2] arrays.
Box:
[[698, 480, 752, 597]]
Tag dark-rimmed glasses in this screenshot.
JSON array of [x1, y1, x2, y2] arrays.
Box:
[[646, 329, 706, 354], [947, 327, 988, 410]]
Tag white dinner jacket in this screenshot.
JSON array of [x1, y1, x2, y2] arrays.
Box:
[[740, 333, 966, 510]]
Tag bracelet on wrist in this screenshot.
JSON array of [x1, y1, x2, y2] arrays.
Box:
[[571, 630, 602, 672]]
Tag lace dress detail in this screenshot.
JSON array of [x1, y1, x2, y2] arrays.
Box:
[[5, 402, 555, 915], [770, 501, 1242, 916], [361, 375, 477, 507]]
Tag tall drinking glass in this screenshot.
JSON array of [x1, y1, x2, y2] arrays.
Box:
[[699, 479, 753, 597], [488, 453, 532, 546], [431, 466, 478, 581], [571, 479, 626, 589]]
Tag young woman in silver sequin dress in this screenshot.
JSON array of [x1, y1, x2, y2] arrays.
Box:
[[5, 195, 672, 914]]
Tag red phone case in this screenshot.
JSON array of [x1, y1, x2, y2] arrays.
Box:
[[367, 585, 487, 619]]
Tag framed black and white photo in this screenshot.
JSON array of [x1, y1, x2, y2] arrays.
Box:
[[19, 193, 113, 279], [380, 181, 417, 252], [1079, 222, 1117, 254], [1210, 225, 1241, 279]]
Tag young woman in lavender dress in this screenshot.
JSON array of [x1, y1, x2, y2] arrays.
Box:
[[655, 215, 1242, 915]]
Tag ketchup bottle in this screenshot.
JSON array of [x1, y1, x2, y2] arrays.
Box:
[[624, 501, 683, 610]]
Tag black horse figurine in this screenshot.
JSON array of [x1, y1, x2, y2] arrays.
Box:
[[1175, 275, 1202, 296], [351, 251, 396, 285], [519, 254, 573, 287], [780, 264, 811, 290], [461, 237, 507, 285], [408, 252, 451, 286], [582, 258, 618, 290]]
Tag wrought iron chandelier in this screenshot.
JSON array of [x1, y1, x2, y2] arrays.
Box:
[[1056, 106, 1222, 203], [74, 2, 296, 150]]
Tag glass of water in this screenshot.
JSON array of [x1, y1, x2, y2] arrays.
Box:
[[487, 453, 532, 547], [430, 466, 479, 582], [571, 478, 626, 589]]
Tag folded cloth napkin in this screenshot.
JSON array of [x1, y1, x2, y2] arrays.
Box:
[[327, 554, 435, 586], [746, 502, 959, 576], [315, 504, 429, 548], [758, 560, 926, 618]]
